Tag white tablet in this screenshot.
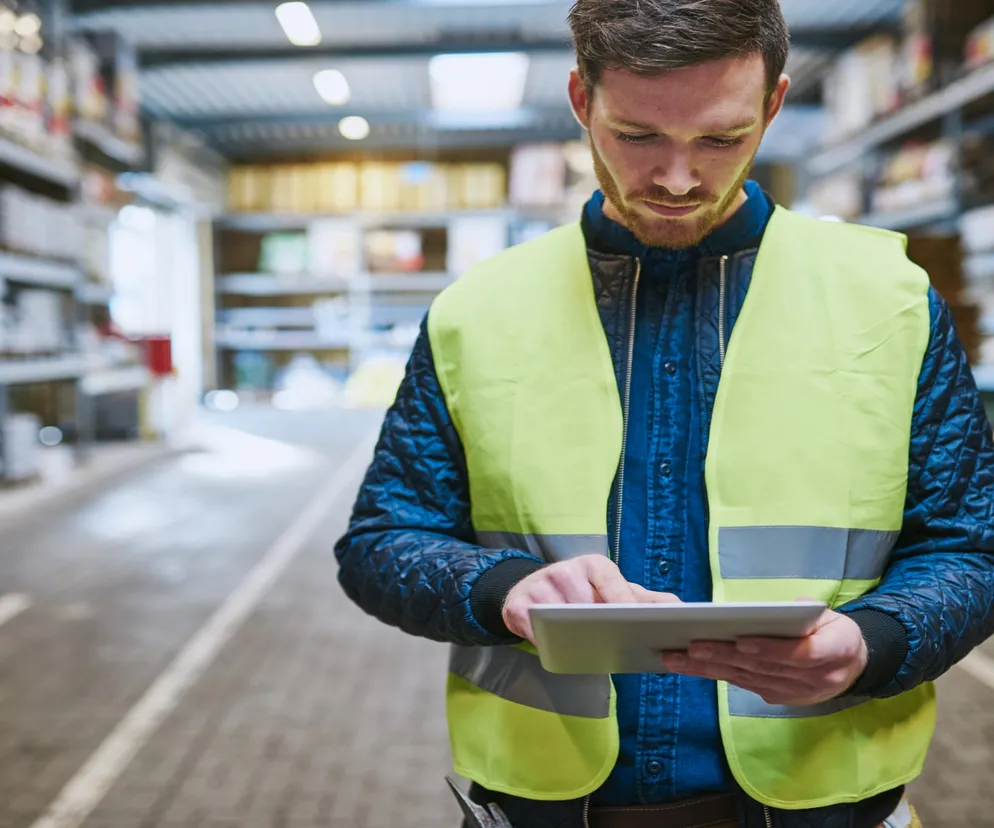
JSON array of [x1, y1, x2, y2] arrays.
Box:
[[530, 601, 827, 675]]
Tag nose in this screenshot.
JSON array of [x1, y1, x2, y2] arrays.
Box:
[[652, 150, 699, 197]]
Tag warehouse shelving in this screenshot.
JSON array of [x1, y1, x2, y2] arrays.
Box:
[[80, 365, 150, 396], [74, 120, 145, 169], [0, 252, 81, 290], [810, 61, 994, 177], [855, 199, 960, 231], [216, 273, 350, 296], [0, 356, 88, 385], [216, 206, 569, 233], [352, 273, 455, 292], [215, 331, 351, 351], [0, 134, 79, 189]]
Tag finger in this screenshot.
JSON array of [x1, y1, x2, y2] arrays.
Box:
[[662, 656, 813, 699], [585, 558, 639, 604], [504, 580, 561, 641], [736, 616, 859, 668], [546, 565, 598, 604], [630, 584, 682, 604], [685, 642, 817, 684]]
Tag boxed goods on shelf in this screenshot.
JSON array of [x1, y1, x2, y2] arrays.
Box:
[[966, 15, 994, 69], [870, 140, 957, 215], [906, 235, 984, 364], [226, 160, 508, 215], [509, 144, 567, 208], [364, 230, 424, 273], [823, 36, 902, 143], [0, 185, 83, 261], [805, 173, 864, 221], [901, 0, 994, 95], [307, 219, 362, 279], [0, 288, 67, 355], [78, 30, 142, 147], [1, 413, 40, 482]]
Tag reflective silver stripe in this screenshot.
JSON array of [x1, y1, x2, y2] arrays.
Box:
[[718, 526, 898, 581], [727, 685, 870, 719], [450, 645, 611, 719], [476, 531, 609, 563]]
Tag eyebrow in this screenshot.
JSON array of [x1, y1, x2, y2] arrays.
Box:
[[608, 117, 758, 135]]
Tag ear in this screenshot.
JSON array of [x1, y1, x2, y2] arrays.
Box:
[[765, 73, 791, 125], [568, 68, 592, 130]]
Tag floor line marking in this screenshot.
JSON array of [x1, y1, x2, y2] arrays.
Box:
[[958, 650, 994, 692], [0, 593, 30, 630], [30, 429, 379, 828]]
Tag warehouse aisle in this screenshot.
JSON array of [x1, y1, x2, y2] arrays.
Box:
[[0, 408, 457, 828], [0, 408, 992, 828]]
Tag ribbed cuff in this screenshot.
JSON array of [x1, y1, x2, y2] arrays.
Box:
[[841, 609, 909, 697], [469, 557, 545, 637]]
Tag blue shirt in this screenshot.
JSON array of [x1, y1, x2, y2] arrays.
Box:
[[585, 181, 774, 805]]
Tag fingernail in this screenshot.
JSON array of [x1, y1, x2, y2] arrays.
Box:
[[692, 646, 713, 660], [737, 642, 760, 655], [667, 654, 686, 668]]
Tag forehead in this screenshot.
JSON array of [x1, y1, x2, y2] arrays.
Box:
[[594, 54, 767, 131]]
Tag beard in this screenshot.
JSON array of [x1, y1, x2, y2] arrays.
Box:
[[591, 137, 758, 249]]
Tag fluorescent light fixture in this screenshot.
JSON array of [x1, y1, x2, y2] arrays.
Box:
[[275, 2, 322, 47], [429, 52, 530, 112], [313, 69, 350, 106], [339, 116, 370, 141]]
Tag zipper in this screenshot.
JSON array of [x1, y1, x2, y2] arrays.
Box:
[[582, 794, 591, 828], [718, 255, 728, 367], [611, 258, 642, 564], [764, 805, 773, 828]]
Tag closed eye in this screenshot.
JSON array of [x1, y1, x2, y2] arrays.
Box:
[[615, 132, 654, 145], [703, 136, 745, 148]]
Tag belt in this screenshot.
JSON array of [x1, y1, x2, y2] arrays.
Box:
[[588, 793, 739, 828]]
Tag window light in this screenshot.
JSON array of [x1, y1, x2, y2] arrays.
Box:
[[275, 2, 322, 47], [339, 116, 370, 141], [313, 69, 350, 106], [429, 52, 530, 112]]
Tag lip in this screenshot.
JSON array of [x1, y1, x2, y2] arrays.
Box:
[[643, 201, 701, 218]]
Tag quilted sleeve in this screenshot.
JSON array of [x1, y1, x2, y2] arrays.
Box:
[[334, 319, 542, 646], [841, 288, 994, 696]]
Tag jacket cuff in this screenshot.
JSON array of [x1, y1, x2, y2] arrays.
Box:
[[840, 609, 909, 697], [469, 557, 545, 637]]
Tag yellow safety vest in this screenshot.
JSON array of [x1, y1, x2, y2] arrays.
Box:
[[427, 207, 937, 808]]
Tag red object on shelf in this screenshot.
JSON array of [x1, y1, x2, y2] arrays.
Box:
[[142, 336, 173, 376]]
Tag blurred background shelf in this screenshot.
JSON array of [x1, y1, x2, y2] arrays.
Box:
[[0, 252, 81, 290], [0, 356, 87, 385]]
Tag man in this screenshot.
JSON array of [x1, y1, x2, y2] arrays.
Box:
[[335, 1, 994, 826]]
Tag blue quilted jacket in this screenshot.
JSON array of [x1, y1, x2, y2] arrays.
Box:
[[335, 200, 994, 828]]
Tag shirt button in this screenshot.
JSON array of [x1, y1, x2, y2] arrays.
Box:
[[645, 760, 663, 776], [664, 361, 677, 376], [658, 559, 670, 576], [660, 462, 672, 478]]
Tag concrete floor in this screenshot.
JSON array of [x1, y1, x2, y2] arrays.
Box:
[[0, 408, 991, 828]]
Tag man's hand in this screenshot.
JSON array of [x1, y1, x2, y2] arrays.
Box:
[[502, 555, 678, 643], [660, 610, 869, 706]]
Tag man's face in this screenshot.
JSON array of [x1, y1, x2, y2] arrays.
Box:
[[568, 55, 789, 248]]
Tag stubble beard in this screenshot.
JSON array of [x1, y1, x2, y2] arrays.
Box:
[[591, 137, 758, 249]]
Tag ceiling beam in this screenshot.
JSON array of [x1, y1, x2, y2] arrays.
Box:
[[136, 24, 892, 70], [176, 106, 578, 133], [139, 37, 571, 70]]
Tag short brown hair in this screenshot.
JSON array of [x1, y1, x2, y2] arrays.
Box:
[[569, 0, 790, 95]]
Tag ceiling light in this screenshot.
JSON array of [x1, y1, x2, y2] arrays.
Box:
[[275, 2, 321, 47], [339, 116, 370, 141], [0, 10, 18, 34], [14, 13, 39, 38], [429, 52, 530, 113], [313, 69, 350, 106]]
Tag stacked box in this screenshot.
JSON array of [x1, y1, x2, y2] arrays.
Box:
[[1, 413, 40, 481], [901, 0, 994, 95], [906, 235, 983, 364]]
